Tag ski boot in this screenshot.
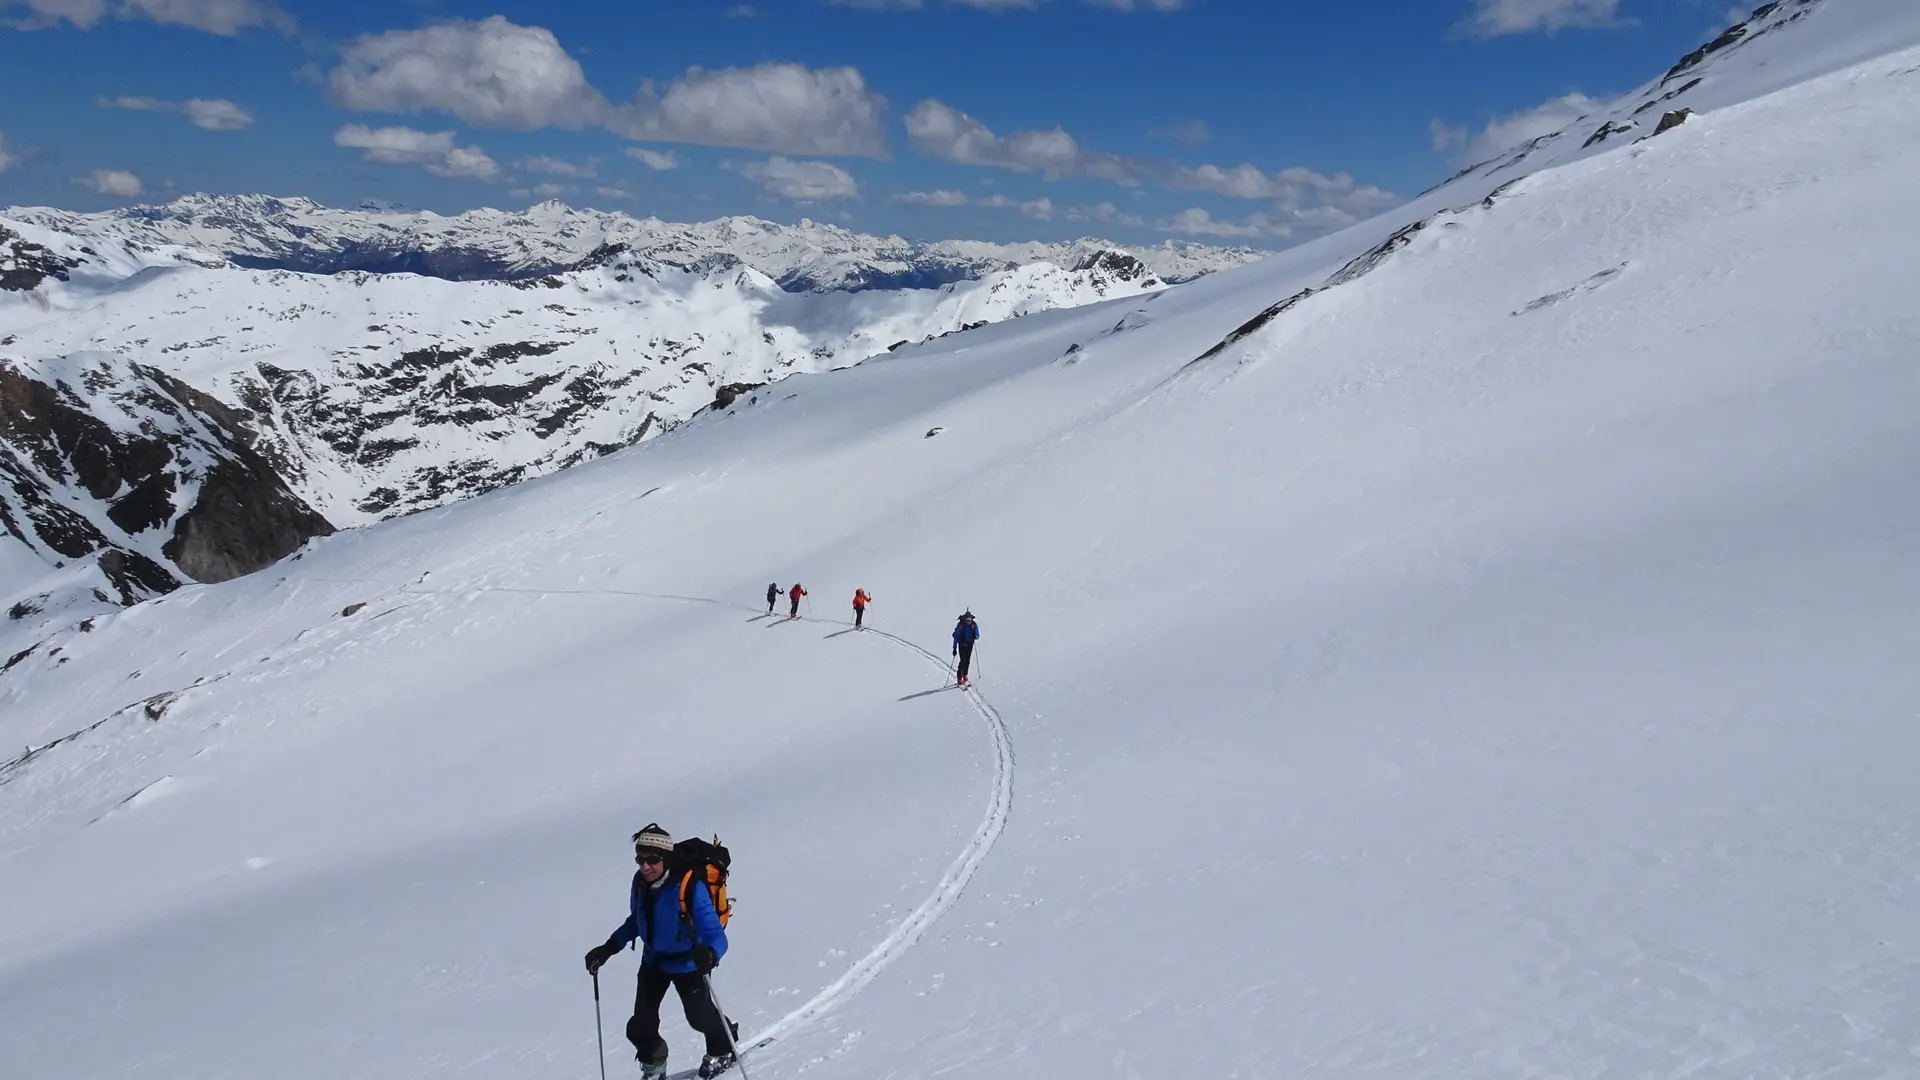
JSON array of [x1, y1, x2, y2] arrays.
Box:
[[640, 1061, 668, 1080], [698, 1053, 737, 1078]]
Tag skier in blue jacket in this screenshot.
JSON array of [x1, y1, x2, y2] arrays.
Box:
[[952, 610, 980, 686], [586, 824, 737, 1079]]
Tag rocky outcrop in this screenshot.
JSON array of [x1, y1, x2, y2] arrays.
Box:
[[0, 355, 334, 595], [0, 225, 82, 293]]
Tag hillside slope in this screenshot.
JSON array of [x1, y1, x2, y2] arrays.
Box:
[[3, 10, 1920, 1080]]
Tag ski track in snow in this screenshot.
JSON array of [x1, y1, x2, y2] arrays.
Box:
[[390, 581, 1015, 1063]]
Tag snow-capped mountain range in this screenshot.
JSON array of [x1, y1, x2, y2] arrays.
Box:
[[2, 200, 1238, 627], [2, 196, 1262, 290]]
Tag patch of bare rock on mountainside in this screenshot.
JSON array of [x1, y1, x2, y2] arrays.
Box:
[[1, 355, 334, 606]]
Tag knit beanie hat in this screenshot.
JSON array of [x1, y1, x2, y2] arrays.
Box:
[[632, 823, 675, 855]]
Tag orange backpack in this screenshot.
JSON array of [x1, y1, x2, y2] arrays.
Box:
[[670, 836, 733, 928]]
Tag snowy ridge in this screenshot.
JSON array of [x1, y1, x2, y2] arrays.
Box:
[[0, 195, 1263, 290]]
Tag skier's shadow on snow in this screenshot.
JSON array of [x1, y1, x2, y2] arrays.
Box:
[[824, 628, 859, 639], [898, 686, 957, 701]]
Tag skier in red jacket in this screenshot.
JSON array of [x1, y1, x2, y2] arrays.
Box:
[[852, 588, 872, 629], [788, 583, 807, 618]]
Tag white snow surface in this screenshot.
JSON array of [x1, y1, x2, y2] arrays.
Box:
[[6, 8, 1920, 1080]]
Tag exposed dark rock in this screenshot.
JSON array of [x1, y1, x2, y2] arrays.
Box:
[[711, 382, 765, 412], [1653, 108, 1694, 136], [96, 549, 180, 605], [0, 226, 82, 292], [342, 602, 367, 617], [162, 456, 335, 583], [1582, 120, 1638, 148]]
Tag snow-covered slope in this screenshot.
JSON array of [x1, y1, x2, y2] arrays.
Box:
[[5, 8, 1920, 1080], [2, 196, 1262, 289]]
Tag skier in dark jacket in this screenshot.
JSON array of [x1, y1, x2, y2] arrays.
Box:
[[952, 611, 980, 686], [585, 824, 737, 1079], [766, 583, 779, 614]]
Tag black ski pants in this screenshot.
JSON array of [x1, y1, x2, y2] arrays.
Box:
[[789, 598, 800, 617], [628, 966, 733, 1064], [955, 643, 974, 681], [854, 606, 864, 628]]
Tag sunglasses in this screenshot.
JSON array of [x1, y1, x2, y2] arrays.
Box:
[[635, 852, 666, 865]]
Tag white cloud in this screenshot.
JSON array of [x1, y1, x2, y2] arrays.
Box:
[[625, 147, 679, 171], [328, 20, 888, 160], [77, 168, 143, 196], [905, 97, 1395, 232], [0, 133, 19, 173], [735, 157, 860, 200], [892, 188, 970, 206], [333, 123, 499, 181], [613, 62, 889, 159], [1159, 207, 1269, 238], [101, 95, 253, 131], [1461, 0, 1623, 37], [330, 17, 609, 131], [6, 0, 291, 33], [519, 154, 595, 178], [1443, 91, 1605, 165], [976, 193, 1054, 219], [1066, 200, 1144, 228], [1085, 0, 1184, 8], [1430, 117, 1468, 152], [595, 186, 633, 200], [725, 4, 757, 16]]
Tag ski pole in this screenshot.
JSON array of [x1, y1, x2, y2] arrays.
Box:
[[702, 973, 753, 1080], [592, 970, 608, 1080]]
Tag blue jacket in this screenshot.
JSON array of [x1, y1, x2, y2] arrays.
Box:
[[953, 617, 979, 649], [606, 870, 729, 974]]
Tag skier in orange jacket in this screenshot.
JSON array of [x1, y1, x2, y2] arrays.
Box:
[[852, 588, 872, 629], [788, 583, 807, 618]]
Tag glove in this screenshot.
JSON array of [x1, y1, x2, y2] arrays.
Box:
[[691, 943, 718, 974], [585, 942, 620, 975]]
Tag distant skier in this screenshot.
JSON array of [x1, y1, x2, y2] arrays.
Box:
[[852, 588, 872, 629], [585, 824, 737, 1080], [952, 610, 980, 686], [766, 583, 779, 614], [788, 582, 808, 618]]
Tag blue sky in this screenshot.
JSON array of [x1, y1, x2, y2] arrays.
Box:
[[0, 0, 1755, 246]]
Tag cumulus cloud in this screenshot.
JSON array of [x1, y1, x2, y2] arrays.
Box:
[[1437, 91, 1605, 165], [334, 123, 499, 180], [101, 95, 253, 130], [518, 154, 595, 178], [735, 156, 859, 200], [625, 147, 679, 171], [327, 19, 889, 159], [0, 132, 19, 173], [509, 182, 567, 199], [77, 168, 143, 196], [6, 0, 292, 33], [1460, 0, 1623, 37], [330, 17, 609, 131], [595, 186, 633, 200], [907, 98, 1396, 233], [613, 62, 889, 158]]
